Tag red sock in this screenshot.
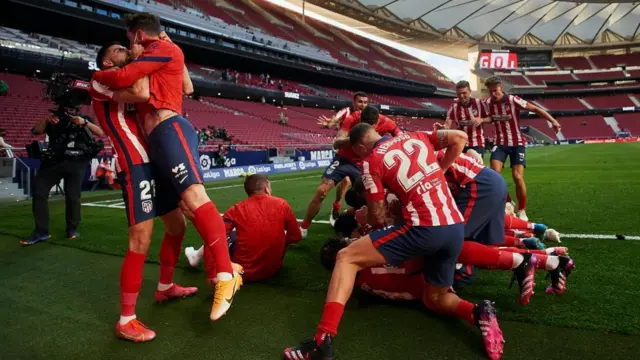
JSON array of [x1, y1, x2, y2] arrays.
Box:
[[504, 215, 533, 230], [203, 245, 218, 280], [159, 232, 184, 285], [191, 202, 233, 275], [535, 254, 548, 270], [499, 247, 547, 255], [315, 302, 344, 345], [502, 235, 523, 247], [455, 300, 476, 325], [120, 250, 146, 316], [506, 192, 512, 203], [517, 193, 527, 211], [301, 220, 311, 229], [459, 242, 513, 270]]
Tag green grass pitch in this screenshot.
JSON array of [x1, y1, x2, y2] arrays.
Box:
[[1, 143, 639, 359]]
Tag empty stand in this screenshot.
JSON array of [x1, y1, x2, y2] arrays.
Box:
[[554, 57, 592, 70], [557, 116, 615, 139], [583, 95, 635, 109], [612, 113, 640, 135], [537, 98, 586, 111], [590, 54, 640, 69]]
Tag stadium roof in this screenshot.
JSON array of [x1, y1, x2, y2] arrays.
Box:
[[291, 0, 640, 59]]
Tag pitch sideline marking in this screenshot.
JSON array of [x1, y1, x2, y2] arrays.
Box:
[[79, 200, 640, 241]]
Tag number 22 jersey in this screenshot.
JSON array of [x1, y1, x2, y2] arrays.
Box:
[[361, 132, 463, 227]]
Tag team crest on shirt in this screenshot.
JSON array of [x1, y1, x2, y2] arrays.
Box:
[[471, 109, 478, 117], [505, 105, 511, 112], [142, 200, 153, 214], [148, 42, 159, 53]]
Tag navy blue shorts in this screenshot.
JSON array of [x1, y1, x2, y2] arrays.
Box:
[[490, 145, 526, 168], [464, 146, 485, 156], [456, 168, 507, 245], [369, 223, 464, 288], [322, 155, 360, 185], [228, 230, 236, 257], [118, 164, 179, 227], [453, 264, 476, 291], [147, 115, 203, 195]]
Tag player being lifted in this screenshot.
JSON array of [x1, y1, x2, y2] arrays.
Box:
[[300, 106, 400, 238], [483, 77, 561, 221], [317, 92, 369, 225], [91, 13, 241, 322], [285, 124, 504, 360], [442, 80, 489, 156], [92, 41, 198, 341]]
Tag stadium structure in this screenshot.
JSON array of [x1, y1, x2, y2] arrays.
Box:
[[0, 0, 639, 193]]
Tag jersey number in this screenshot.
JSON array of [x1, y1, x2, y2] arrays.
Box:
[[140, 180, 156, 200], [383, 139, 438, 192]]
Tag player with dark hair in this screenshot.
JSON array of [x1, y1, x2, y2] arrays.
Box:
[[184, 174, 302, 283], [440, 80, 490, 156], [284, 124, 505, 360], [92, 41, 198, 341], [300, 106, 400, 238], [317, 91, 368, 226], [91, 13, 241, 322], [483, 76, 562, 221]]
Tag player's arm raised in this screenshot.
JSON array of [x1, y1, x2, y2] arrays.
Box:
[[112, 76, 150, 103], [525, 102, 561, 133], [92, 46, 170, 89], [429, 130, 467, 171]]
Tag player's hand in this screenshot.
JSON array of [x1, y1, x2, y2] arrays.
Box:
[[159, 31, 173, 43], [355, 206, 368, 226], [433, 122, 445, 130], [130, 44, 144, 60], [46, 114, 59, 125], [317, 115, 332, 127], [552, 121, 562, 133], [70, 116, 87, 127], [470, 117, 483, 127]]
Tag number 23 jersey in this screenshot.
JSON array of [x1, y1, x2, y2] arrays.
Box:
[[361, 132, 463, 227]]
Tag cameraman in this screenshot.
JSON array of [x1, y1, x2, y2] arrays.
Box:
[[22, 110, 104, 245]]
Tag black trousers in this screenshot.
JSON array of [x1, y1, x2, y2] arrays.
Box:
[[32, 159, 88, 235]]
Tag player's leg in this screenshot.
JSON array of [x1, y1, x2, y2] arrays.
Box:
[[490, 145, 513, 205], [155, 208, 199, 302], [115, 166, 157, 342], [511, 146, 528, 220], [284, 224, 411, 360], [300, 177, 336, 236], [148, 116, 240, 321], [421, 224, 504, 359], [330, 177, 351, 226]]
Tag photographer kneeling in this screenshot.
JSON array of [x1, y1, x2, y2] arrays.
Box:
[[22, 110, 104, 245]]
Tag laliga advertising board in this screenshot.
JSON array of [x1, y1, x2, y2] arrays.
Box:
[[201, 160, 332, 182]]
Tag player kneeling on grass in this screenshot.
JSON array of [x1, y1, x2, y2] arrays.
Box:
[[184, 174, 302, 283], [284, 124, 505, 360]]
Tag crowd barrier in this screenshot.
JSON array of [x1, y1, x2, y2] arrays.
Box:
[[202, 159, 332, 182]]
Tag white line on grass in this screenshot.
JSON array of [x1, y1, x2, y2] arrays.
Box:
[[204, 174, 318, 191], [79, 201, 640, 241]]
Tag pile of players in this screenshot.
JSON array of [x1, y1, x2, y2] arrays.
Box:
[[284, 86, 573, 360], [82, 11, 574, 360]]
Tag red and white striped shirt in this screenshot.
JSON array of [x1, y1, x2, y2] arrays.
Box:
[[446, 98, 488, 147], [485, 94, 528, 147], [440, 152, 485, 188], [362, 132, 464, 227], [334, 106, 353, 128], [90, 78, 150, 174]]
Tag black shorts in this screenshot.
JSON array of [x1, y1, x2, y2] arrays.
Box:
[[369, 223, 465, 288], [118, 163, 179, 227], [322, 155, 360, 185], [490, 145, 526, 168]]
